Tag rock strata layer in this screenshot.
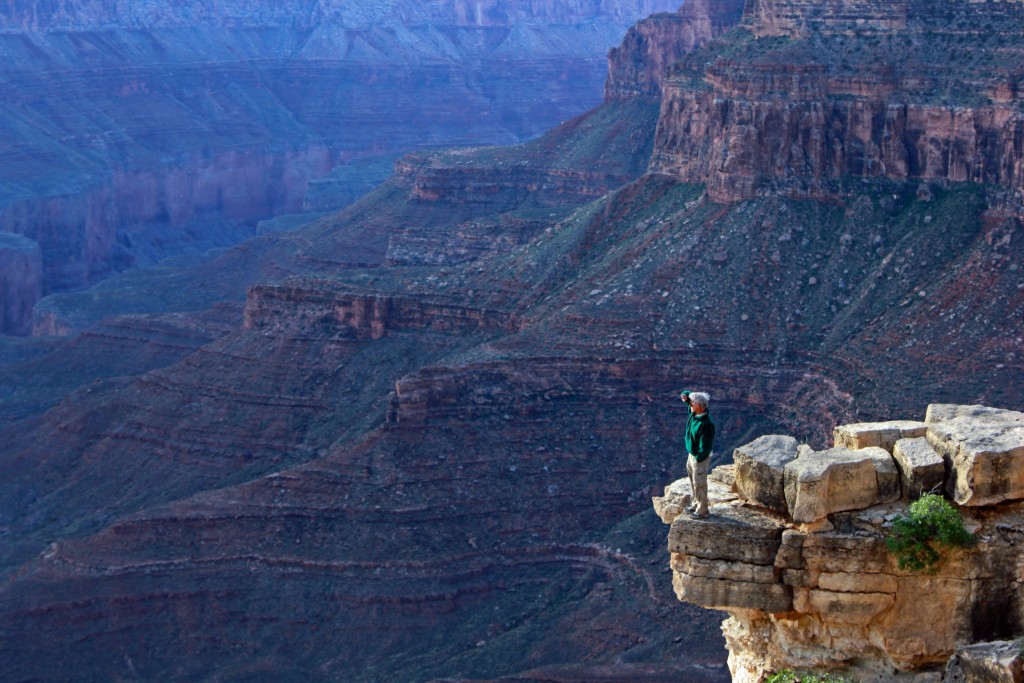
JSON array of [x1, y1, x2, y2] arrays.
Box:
[[655, 404, 1024, 682], [649, 0, 1024, 207]]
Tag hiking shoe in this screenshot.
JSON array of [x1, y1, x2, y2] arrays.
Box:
[[689, 510, 709, 519]]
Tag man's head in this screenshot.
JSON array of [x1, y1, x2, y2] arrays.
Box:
[[688, 391, 710, 414]]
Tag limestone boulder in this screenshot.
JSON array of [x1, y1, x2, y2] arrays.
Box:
[[653, 477, 692, 523], [794, 588, 895, 625], [925, 405, 1024, 506], [893, 437, 946, 499], [834, 420, 928, 452], [783, 447, 897, 523], [943, 640, 1024, 683], [733, 434, 800, 514]]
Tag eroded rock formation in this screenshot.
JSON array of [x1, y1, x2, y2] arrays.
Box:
[[655, 404, 1024, 682]]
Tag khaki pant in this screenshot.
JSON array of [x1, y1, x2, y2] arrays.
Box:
[[687, 453, 709, 515]]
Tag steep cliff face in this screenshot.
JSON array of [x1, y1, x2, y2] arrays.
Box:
[[606, 0, 746, 99], [649, 0, 1024, 205], [0, 234, 42, 336]]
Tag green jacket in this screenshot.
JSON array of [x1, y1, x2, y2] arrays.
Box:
[[682, 393, 716, 462]]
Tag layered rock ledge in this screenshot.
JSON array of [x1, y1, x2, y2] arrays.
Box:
[[654, 404, 1024, 682]]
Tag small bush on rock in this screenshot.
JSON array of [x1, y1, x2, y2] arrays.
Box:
[[886, 493, 976, 573]]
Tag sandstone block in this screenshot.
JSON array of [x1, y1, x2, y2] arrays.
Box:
[[673, 572, 793, 613], [668, 504, 786, 565], [784, 447, 888, 523], [865, 446, 902, 503], [926, 405, 1024, 506], [778, 530, 893, 578], [672, 554, 779, 584], [924, 404, 1022, 425], [818, 571, 898, 594], [653, 478, 692, 523], [880, 575, 976, 665], [893, 437, 946, 499], [733, 434, 800, 513], [797, 588, 894, 625], [833, 420, 928, 452]]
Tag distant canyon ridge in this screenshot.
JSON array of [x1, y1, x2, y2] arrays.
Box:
[[0, 0, 677, 335]]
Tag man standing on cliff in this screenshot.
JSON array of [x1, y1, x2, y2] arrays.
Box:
[[680, 390, 715, 518]]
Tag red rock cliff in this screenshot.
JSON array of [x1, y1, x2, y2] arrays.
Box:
[[606, 0, 746, 99], [645, 0, 1024, 206]]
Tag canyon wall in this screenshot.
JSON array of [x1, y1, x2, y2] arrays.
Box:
[[605, 0, 746, 99], [652, 74, 1024, 204], [2, 145, 336, 299]]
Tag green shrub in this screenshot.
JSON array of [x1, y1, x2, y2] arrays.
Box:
[[766, 670, 855, 683], [885, 494, 976, 573]]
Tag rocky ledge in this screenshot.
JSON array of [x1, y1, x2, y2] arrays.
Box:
[[654, 403, 1024, 682]]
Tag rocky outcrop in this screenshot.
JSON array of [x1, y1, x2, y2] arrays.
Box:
[[0, 233, 43, 335], [655, 404, 1024, 682], [605, 0, 747, 100], [395, 153, 633, 208]]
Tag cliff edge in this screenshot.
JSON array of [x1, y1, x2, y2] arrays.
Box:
[[655, 404, 1024, 682]]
